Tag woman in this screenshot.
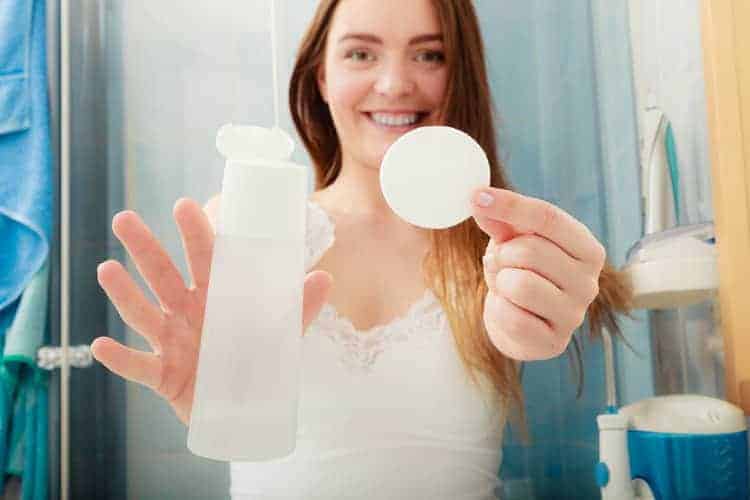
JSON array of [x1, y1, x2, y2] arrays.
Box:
[[92, 0, 631, 498]]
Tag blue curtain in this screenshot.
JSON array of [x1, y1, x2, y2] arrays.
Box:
[[476, 1, 653, 498]]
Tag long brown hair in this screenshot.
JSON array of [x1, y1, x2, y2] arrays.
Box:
[[289, 0, 633, 413]]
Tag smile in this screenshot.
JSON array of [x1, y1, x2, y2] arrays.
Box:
[[364, 111, 430, 131]]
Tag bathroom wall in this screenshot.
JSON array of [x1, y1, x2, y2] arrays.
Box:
[[629, 0, 712, 226]]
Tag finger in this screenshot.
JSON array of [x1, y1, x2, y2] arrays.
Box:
[[474, 214, 516, 244], [91, 337, 162, 390], [492, 234, 597, 301], [173, 198, 215, 290], [112, 210, 188, 313], [482, 240, 500, 294], [495, 268, 582, 333], [302, 270, 333, 332], [472, 188, 606, 267], [97, 260, 163, 350], [483, 293, 567, 360]]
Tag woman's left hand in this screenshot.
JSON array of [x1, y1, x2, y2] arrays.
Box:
[[471, 187, 607, 361]]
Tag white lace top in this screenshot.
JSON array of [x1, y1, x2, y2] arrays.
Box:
[[230, 201, 507, 499]]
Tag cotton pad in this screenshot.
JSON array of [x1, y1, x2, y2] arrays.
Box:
[[380, 126, 491, 229]]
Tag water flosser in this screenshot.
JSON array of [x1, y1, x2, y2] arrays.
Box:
[[187, 124, 307, 461]]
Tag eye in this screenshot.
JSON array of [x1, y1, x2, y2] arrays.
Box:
[[346, 49, 376, 63], [416, 50, 446, 64]]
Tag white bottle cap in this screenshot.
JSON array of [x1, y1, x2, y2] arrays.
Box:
[[380, 126, 491, 229], [217, 124, 294, 163], [216, 125, 307, 240]]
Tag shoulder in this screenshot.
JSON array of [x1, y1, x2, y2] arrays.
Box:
[[305, 196, 336, 270]]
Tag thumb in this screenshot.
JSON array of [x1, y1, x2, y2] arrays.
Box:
[[302, 270, 333, 333]]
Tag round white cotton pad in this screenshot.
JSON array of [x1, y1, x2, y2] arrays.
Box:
[[380, 126, 491, 229]]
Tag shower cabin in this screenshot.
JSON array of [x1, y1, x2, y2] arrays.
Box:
[[29, 0, 744, 498]]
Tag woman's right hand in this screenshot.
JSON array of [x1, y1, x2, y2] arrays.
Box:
[[91, 197, 332, 426]]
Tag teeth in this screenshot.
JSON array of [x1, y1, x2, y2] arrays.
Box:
[[371, 112, 420, 127]]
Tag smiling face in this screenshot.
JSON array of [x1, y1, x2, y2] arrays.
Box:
[[317, 0, 449, 171]]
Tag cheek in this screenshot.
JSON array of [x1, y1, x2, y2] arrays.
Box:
[[420, 71, 449, 108], [325, 72, 371, 119]]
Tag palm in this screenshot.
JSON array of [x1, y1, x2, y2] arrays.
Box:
[[91, 198, 331, 425], [151, 287, 207, 424]]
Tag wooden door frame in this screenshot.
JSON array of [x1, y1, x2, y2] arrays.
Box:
[[701, 0, 750, 413]]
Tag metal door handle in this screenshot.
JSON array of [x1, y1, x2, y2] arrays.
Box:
[[37, 345, 93, 370]]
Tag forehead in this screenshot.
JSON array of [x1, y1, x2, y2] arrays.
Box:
[[328, 0, 442, 41]]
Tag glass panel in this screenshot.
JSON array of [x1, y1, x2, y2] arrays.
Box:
[[67, 1, 281, 498]]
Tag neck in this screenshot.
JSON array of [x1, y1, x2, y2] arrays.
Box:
[[323, 153, 395, 220], [316, 151, 432, 245]]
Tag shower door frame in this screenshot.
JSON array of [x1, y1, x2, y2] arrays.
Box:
[[55, 0, 129, 499]]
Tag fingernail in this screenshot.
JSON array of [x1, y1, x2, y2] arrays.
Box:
[[475, 191, 494, 208]]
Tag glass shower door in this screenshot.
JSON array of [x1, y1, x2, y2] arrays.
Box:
[[59, 1, 299, 498]]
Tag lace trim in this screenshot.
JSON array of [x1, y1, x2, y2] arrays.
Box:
[[304, 200, 448, 372], [305, 200, 336, 270], [309, 289, 447, 373]]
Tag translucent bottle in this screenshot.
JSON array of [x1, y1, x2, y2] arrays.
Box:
[[187, 125, 307, 461]]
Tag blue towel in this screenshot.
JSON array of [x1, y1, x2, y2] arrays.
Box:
[[0, 0, 52, 313], [0, 0, 52, 498]]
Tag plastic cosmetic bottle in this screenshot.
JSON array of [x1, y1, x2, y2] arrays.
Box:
[[187, 124, 307, 462]]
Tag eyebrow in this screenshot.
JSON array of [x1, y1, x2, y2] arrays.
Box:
[[337, 33, 443, 45]]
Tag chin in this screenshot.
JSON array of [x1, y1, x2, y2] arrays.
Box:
[[354, 146, 389, 170], [370, 150, 389, 169], [374, 139, 400, 165], [365, 157, 385, 170], [353, 132, 420, 170]]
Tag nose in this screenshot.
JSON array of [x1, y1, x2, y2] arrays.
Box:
[[374, 59, 416, 97]]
